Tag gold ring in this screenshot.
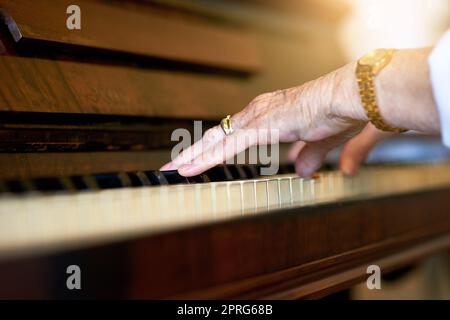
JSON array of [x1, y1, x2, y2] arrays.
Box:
[[220, 115, 234, 135]]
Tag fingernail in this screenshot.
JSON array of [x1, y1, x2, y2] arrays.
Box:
[[160, 162, 176, 171]]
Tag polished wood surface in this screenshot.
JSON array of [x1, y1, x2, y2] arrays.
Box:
[[0, 112, 216, 153], [0, 0, 261, 73], [0, 55, 247, 118], [0, 0, 347, 121], [0, 152, 170, 180]]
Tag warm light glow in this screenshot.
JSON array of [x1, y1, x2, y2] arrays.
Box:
[[340, 0, 450, 60]]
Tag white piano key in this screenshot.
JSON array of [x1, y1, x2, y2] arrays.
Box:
[[278, 178, 291, 208], [302, 178, 313, 204], [291, 176, 303, 204], [193, 184, 202, 221], [267, 179, 280, 209], [288, 177, 294, 206], [228, 182, 242, 214], [255, 180, 268, 212], [197, 184, 213, 218], [159, 186, 171, 218], [184, 185, 197, 218], [2, 163, 450, 258], [242, 181, 256, 214], [210, 183, 217, 217], [213, 183, 227, 217], [316, 174, 324, 201]]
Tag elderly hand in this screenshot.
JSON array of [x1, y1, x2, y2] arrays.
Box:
[[162, 48, 439, 177], [162, 62, 367, 177]]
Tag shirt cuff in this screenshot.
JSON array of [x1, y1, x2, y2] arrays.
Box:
[[429, 30, 450, 147]]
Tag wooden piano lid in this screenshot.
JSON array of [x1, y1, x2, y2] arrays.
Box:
[[0, 0, 264, 119], [0, 0, 261, 73], [0, 0, 351, 120]]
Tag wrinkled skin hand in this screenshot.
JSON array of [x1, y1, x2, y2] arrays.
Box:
[[162, 63, 368, 177], [288, 123, 393, 176]]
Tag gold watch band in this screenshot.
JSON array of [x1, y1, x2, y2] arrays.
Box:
[[356, 49, 407, 133]]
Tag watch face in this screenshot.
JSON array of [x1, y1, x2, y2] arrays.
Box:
[[359, 49, 388, 65]]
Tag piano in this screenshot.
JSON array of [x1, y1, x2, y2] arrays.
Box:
[[0, 0, 449, 299]]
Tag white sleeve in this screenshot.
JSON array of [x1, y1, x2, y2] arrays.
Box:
[[429, 30, 450, 147]]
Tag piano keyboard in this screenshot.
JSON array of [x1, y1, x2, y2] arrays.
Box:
[[1, 163, 450, 259], [0, 164, 288, 194]]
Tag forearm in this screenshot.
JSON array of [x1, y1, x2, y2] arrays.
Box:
[[334, 48, 441, 133]]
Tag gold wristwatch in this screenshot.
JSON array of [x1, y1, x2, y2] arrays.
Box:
[[356, 49, 407, 133]]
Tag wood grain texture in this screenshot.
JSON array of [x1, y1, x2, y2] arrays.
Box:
[[0, 55, 247, 117], [0, 151, 171, 180], [0, 0, 348, 118], [0, 188, 449, 299], [0, 0, 261, 73], [0, 112, 216, 153], [173, 233, 450, 299]]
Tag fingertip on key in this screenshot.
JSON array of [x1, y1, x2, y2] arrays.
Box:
[[160, 162, 176, 171], [178, 164, 204, 177]]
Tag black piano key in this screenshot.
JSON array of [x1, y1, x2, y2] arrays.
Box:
[[245, 164, 261, 179], [278, 164, 295, 174], [226, 165, 247, 180], [33, 178, 66, 192], [239, 166, 251, 179], [276, 164, 287, 174], [146, 170, 189, 185], [5, 180, 27, 193], [286, 164, 295, 173], [201, 174, 211, 183], [159, 170, 189, 185], [204, 165, 233, 182], [187, 174, 210, 183], [255, 164, 278, 177], [241, 165, 258, 179], [70, 176, 89, 190], [133, 171, 151, 186], [94, 173, 123, 189], [143, 171, 163, 185], [0, 181, 7, 193], [126, 172, 145, 187], [321, 163, 335, 171]]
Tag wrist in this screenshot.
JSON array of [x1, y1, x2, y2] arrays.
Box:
[[331, 62, 368, 123]]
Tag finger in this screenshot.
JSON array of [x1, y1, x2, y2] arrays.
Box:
[[287, 141, 306, 163], [161, 113, 246, 171], [339, 124, 391, 175], [161, 125, 224, 171], [295, 142, 332, 178], [178, 127, 259, 176], [295, 132, 357, 178], [339, 139, 372, 176]]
